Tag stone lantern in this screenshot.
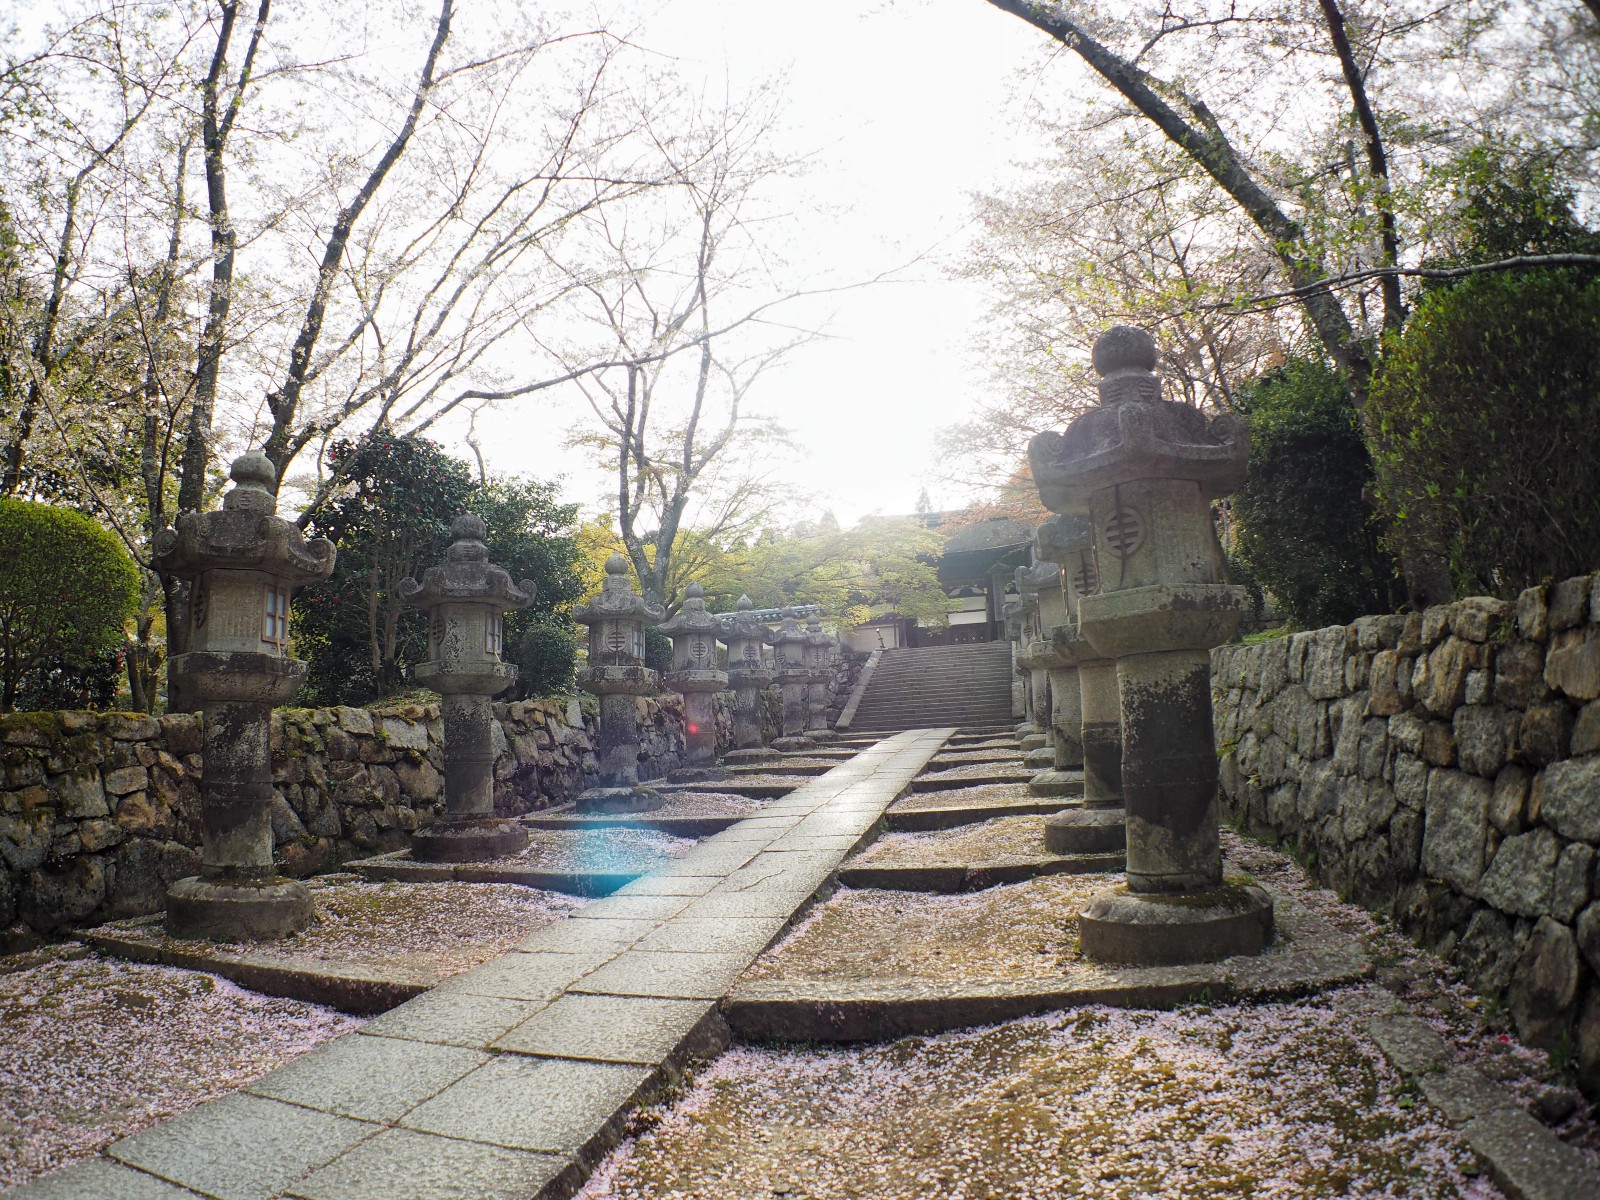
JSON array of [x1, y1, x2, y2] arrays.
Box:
[[573, 554, 665, 812], [722, 595, 776, 759], [1015, 563, 1058, 760], [772, 607, 814, 749], [399, 514, 533, 862], [1003, 574, 1042, 739], [1036, 514, 1126, 847], [803, 614, 838, 742], [1026, 518, 1089, 797], [152, 451, 335, 940], [658, 582, 728, 772], [1030, 324, 1266, 965]]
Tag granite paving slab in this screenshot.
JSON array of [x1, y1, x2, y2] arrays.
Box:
[[23, 728, 954, 1200]]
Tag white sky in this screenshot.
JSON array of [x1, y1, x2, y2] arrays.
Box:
[[468, 0, 1058, 526]]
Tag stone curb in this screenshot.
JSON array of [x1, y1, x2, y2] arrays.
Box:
[[834, 649, 882, 729], [885, 797, 1078, 832], [521, 813, 746, 837], [344, 851, 642, 898], [1359, 1009, 1600, 1200], [82, 925, 428, 1015], [722, 890, 1369, 1044], [837, 853, 1124, 893]]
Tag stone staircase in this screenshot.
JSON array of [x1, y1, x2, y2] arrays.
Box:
[[846, 641, 1015, 733]]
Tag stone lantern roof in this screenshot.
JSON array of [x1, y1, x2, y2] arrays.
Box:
[[658, 582, 722, 640], [574, 554, 665, 626], [152, 451, 334, 584], [397, 514, 534, 610], [1028, 326, 1249, 511]]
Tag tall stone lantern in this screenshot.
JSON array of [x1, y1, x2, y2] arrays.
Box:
[[1030, 325, 1267, 965], [1026, 518, 1088, 797], [1037, 514, 1126, 849], [772, 608, 814, 749], [658, 583, 728, 772], [803, 614, 838, 742], [573, 554, 665, 812], [722, 595, 776, 759], [152, 451, 335, 940], [1015, 563, 1057, 759], [1003, 576, 1041, 737], [399, 514, 533, 862]]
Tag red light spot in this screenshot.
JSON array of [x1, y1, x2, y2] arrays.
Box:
[[687, 723, 700, 734]]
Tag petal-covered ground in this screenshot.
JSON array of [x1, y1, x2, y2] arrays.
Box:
[[0, 954, 360, 1190], [481, 827, 698, 874], [580, 996, 1507, 1200], [209, 879, 585, 976], [850, 814, 1064, 868]]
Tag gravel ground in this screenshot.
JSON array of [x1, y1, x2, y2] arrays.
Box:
[[0, 953, 360, 1190], [849, 815, 1057, 867], [926, 748, 1023, 767], [482, 827, 697, 873], [919, 762, 1034, 781], [740, 875, 1102, 983], [582, 827, 1597, 1199], [581, 998, 1505, 1200], [571, 790, 764, 818], [890, 782, 1051, 812], [207, 879, 585, 976]]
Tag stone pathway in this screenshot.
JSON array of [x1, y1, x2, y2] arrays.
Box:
[[8, 729, 951, 1200]]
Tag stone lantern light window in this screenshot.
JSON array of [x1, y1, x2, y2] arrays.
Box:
[[263, 583, 291, 646], [485, 612, 503, 657]]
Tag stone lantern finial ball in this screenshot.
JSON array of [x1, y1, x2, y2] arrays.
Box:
[[736, 594, 753, 611], [1092, 325, 1158, 377], [605, 553, 629, 576], [452, 513, 486, 541], [223, 450, 278, 513], [685, 582, 704, 600]]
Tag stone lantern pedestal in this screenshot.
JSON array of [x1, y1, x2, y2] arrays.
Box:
[[153, 452, 335, 940], [804, 615, 838, 743], [400, 515, 532, 862], [574, 555, 665, 813], [1030, 325, 1269, 965], [1036, 515, 1126, 845], [659, 583, 729, 780], [772, 608, 815, 752], [722, 595, 776, 763], [1016, 564, 1058, 765]]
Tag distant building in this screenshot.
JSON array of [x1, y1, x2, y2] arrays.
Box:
[[844, 511, 1031, 652]]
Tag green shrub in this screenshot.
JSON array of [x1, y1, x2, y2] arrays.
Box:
[[507, 619, 578, 698], [0, 499, 138, 711], [1231, 358, 1403, 628], [1368, 269, 1600, 597]]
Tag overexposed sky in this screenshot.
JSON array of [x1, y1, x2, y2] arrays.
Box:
[[468, 0, 1057, 525]]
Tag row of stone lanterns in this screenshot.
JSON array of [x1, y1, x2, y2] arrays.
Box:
[[1021, 324, 1269, 966]]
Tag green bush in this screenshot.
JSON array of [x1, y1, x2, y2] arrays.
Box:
[[1368, 268, 1600, 596], [1231, 358, 1404, 628], [506, 619, 578, 698], [0, 499, 138, 711]]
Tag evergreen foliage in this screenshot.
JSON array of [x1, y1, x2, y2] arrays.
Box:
[[1368, 269, 1600, 597], [1232, 359, 1403, 628], [294, 431, 583, 704], [0, 499, 138, 711]]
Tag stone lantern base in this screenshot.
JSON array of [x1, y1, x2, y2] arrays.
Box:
[[722, 747, 778, 765], [1019, 733, 1048, 754], [575, 785, 663, 814], [1043, 807, 1125, 854], [1077, 881, 1274, 966], [1028, 769, 1080, 797], [770, 735, 817, 753], [412, 817, 528, 863], [668, 765, 727, 784], [166, 875, 315, 941]]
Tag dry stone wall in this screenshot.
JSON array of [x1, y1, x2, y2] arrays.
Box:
[[1213, 574, 1600, 1096]]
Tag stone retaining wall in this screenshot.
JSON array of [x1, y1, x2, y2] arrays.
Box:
[[1213, 573, 1600, 1095], [1, 691, 714, 940]]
